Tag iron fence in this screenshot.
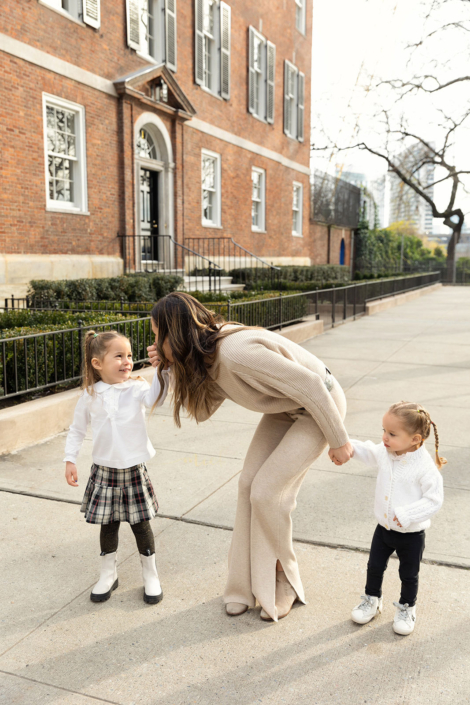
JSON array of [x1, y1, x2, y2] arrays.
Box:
[[0, 272, 440, 400], [0, 317, 153, 400], [356, 258, 470, 285], [3, 296, 154, 316], [207, 272, 440, 330]]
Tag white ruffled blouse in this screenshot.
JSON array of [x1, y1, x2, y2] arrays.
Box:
[[64, 370, 169, 470]]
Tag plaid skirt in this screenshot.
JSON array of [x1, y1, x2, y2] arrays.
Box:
[[80, 463, 159, 525]]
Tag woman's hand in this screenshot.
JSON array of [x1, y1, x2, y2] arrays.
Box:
[[146, 344, 170, 370], [328, 442, 354, 466], [393, 515, 403, 528], [65, 462, 78, 487]]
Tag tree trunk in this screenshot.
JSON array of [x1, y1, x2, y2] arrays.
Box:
[[446, 226, 461, 283]]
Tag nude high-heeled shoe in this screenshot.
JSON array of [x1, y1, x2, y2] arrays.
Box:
[[225, 602, 248, 616], [260, 571, 298, 621]]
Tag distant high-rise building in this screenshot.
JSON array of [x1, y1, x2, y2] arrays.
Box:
[[388, 143, 435, 234]]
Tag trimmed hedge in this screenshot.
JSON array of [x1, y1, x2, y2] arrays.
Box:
[[204, 291, 308, 328], [27, 273, 183, 303], [229, 265, 351, 288], [0, 311, 153, 398]]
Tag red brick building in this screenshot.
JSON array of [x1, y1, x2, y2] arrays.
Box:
[[0, 0, 347, 286]]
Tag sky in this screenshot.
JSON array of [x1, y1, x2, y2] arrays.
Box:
[[310, 0, 470, 229]]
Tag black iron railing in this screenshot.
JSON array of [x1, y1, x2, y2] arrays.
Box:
[[0, 272, 440, 400], [118, 233, 224, 293], [185, 237, 281, 290], [3, 296, 155, 316], [208, 272, 440, 330], [0, 317, 153, 400]]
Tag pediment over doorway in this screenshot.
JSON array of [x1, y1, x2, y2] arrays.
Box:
[[114, 65, 196, 119]]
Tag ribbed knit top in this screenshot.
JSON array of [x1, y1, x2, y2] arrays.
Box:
[[204, 327, 349, 449]]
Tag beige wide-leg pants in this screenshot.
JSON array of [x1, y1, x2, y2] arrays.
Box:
[[224, 381, 346, 621]]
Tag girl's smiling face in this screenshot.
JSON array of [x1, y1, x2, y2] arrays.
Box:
[[382, 412, 422, 455], [91, 336, 133, 385]]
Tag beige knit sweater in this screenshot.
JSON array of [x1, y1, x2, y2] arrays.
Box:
[[200, 327, 349, 449]]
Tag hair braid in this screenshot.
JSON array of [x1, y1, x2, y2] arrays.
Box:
[[431, 421, 447, 470]]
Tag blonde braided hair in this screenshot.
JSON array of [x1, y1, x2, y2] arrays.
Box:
[[388, 401, 447, 470]]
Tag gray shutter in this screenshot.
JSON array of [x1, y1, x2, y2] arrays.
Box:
[[297, 71, 305, 142], [195, 0, 204, 85], [166, 0, 177, 71], [126, 0, 141, 51], [220, 2, 231, 100], [266, 41, 275, 124], [83, 0, 100, 28], [248, 27, 255, 114], [283, 61, 290, 136]]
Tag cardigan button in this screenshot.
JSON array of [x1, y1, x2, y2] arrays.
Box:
[[385, 496, 388, 500], [384, 513, 387, 518]]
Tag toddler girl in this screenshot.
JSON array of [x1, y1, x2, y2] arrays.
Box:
[[64, 330, 169, 604], [336, 401, 445, 635]]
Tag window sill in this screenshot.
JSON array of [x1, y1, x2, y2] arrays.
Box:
[[252, 228, 267, 234], [295, 27, 307, 37], [202, 222, 223, 229], [284, 132, 301, 143], [38, 1, 87, 28], [200, 85, 224, 102], [292, 232, 303, 238], [136, 51, 160, 65], [46, 207, 90, 216], [251, 112, 268, 125]]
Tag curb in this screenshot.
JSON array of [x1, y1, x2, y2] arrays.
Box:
[[366, 282, 442, 315]]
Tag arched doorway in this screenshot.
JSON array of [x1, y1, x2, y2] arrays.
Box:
[[340, 238, 345, 265], [134, 113, 174, 270]]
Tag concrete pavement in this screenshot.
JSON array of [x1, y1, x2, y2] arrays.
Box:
[[1, 286, 469, 704]]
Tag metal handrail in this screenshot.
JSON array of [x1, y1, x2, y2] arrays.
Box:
[[229, 238, 281, 272]]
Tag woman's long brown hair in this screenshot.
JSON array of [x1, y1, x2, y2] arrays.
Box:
[[151, 292, 242, 427]]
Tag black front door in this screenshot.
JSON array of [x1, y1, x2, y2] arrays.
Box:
[[140, 168, 159, 261]]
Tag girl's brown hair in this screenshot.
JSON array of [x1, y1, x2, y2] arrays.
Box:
[[82, 330, 129, 394], [388, 401, 447, 470], [151, 292, 243, 427]]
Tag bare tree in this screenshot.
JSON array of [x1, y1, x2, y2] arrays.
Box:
[[313, 0, 470, 281]]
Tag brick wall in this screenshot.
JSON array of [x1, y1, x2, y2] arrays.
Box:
[[309, 223, 353, 266], [0, 0, 312, 263]]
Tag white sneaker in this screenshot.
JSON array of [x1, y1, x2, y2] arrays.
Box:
[[393, 602, 416, 635], [351, 595, 383, 624]]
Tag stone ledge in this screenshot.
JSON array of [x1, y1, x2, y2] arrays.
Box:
[[0, 254, 123, 286], [366, 282, 442, 315], [0, 319, 324, 456]]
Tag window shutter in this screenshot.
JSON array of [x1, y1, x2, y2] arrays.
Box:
[[195, 0, 204, 85], [297, 71, 305, 142], [266, 41, 275, 124], [165, 0, 177, 71], [220, 2, 231, 100], [126, 0, 141, 51], [83, 0, 100, 28], [248, 27, 256, 114], [284, 61, 291, 136]]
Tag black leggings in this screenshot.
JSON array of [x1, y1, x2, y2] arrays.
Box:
[[100, 520, 155, 555]]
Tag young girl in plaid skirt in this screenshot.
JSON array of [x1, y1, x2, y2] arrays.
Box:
[[64, 329, 169, 604]]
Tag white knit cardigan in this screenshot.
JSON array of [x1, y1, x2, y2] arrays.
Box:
[[351, 440, 444, 533]]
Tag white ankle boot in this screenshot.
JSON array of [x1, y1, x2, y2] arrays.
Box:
[[393, 602, 416, 635], [90, 552, 118, 603], [140, 551, 163, 604], [351, 595, 383, 624]]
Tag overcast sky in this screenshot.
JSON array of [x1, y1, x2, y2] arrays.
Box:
[[310, 0, 470, 228]]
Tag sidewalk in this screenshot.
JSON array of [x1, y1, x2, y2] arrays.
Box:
[[1, 286, 469, 704]]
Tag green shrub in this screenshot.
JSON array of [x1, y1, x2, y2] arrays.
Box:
[[0, 312, 153, 398], [229, 265, 350, 288], [204, 291, 308, 327], [27, 273, 183, 303]]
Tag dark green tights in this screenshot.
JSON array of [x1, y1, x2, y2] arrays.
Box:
[[100, 520, 155, 555]]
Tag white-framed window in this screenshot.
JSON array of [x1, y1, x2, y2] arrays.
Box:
[[251, 167, 266, 232], [284, 60, 305, 141], [39, 0, 100, 28], [295, 0, 306, 34], [195, 0, 231, 100], [126, 0, 177, 71], [292, 182, 303, 236], [43, 94, 88, 213], [201, 150, 221, 227], [248, 27, 276, 124]]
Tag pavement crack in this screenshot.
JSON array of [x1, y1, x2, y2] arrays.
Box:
[[0, 670, 121, 704]]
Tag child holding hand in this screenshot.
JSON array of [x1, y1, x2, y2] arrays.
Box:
[[330, 401, 444, 635], [64, 330, 169, 604]]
